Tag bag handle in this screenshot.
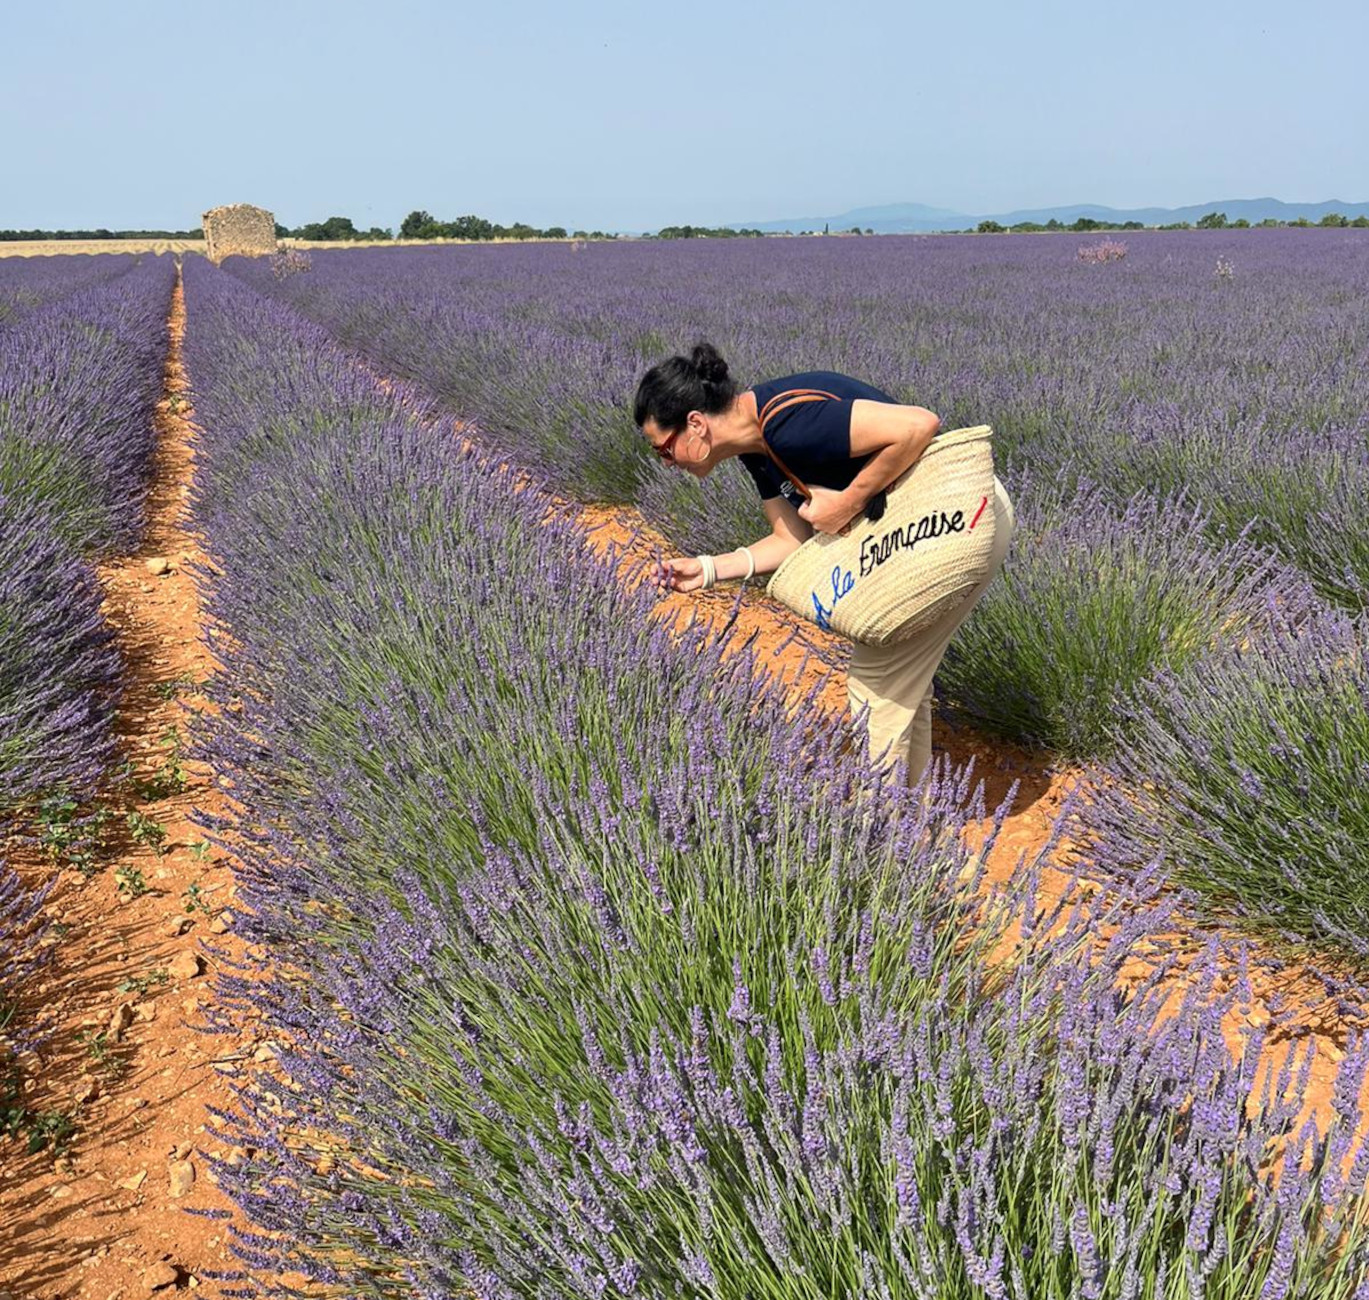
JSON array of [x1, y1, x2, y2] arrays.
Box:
[[757, 388, 891, 522], [757, 389, 832, 502]]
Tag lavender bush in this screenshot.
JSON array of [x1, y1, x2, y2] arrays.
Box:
[[0, 490, 121, 808], [0, 254, 174, 554], [0, 251, 140, 330], [935, 471, 1324, 759], [180, 258, 1369, 1299], [1081, 605, 1369, 961]]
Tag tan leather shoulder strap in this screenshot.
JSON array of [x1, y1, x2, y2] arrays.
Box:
[[757, 388, 843, 502]]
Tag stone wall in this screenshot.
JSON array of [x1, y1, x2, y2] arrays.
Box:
[[202, 204, 276, 264]]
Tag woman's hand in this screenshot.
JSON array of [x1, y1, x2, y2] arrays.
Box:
[[653, 555, 707, 593], [797, 485, 858, 536]]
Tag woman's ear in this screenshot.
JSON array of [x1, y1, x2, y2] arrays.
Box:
[[684, 411, 711, 463]]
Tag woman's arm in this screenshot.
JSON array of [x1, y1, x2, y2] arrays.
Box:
[[654, 497, 813, 592], [798, 401, 942, 535]]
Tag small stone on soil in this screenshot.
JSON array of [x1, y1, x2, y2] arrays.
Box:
[[168, 1159, 195, 1197], [145, 557, 172, 576], [142, 1261, 180, 1290], [168, 949, 203, 981]]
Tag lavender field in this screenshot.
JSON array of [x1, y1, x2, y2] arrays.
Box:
[[178, 253, 1369, 1299], [3, 236, 1368, 1297], [223, 231, 1369, 963]]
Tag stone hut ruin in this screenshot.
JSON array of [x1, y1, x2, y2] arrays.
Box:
[[202, 203, 277, 264]]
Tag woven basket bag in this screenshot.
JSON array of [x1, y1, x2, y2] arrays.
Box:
[[764, 423, 999, 646]]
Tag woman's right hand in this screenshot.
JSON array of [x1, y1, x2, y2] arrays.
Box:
[[653, 555, 706, 594]]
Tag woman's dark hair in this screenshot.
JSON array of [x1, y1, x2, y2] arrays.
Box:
[[633, 341, 738, 433]]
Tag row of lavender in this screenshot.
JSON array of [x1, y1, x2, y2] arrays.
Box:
[[0, 251, 145, 330], [1, 255, 174, 1138], [223, 237, 1369, 967], [181, 257, 1369, 1297], [0, 253, 175, 808]]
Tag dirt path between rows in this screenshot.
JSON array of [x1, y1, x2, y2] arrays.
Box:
[[0, 274, 264, 1299]]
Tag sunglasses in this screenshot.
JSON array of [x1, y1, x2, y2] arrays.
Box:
[[650, 427, 685, 463]]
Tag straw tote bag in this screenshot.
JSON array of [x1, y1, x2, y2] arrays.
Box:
[[762, 410, 999, 647]]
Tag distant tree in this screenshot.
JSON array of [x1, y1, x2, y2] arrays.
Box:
[[1196, 211, 1227, 229], [977, 220, 1006, 233], [1257, 218, 1282, 228], [823, 222, 829, 234], [849, 226, 862, 235], [1319, 212, 1349, 227], [1121, 221, 1144, 230], [1352, 216, 1369, 228], [363, 226, 393, 240], [572, 230, 589, 239], [1045, 218, 1062, 230], [1291, 216, 1311, 227], [865, 227, 874, 235], [1069, 217, 1102, 232], [1230, 218, 1250, 228], [274, 222, 291, 238], [296, 216, 361, 241], [400, 210, 435, 239], [545, 226, 568, 239]]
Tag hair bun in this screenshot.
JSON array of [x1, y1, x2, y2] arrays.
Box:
[[690, 341, 730, 386]]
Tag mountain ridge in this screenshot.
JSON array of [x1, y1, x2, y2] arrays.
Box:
[[724, 197, 1369, 234]]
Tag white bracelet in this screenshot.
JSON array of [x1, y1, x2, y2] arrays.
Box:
[[695, 554, 717, 589], [735, 546, 756, 582]]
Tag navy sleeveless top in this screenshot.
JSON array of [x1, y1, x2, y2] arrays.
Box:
[[740, 370, 900, 507]]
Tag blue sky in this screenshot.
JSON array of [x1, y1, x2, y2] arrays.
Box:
[[2, 0, 1364, 232]]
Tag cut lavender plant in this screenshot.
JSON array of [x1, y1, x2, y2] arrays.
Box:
[[935, 469, 1322, 760], [179, 257, 1369, 1300], [1081, 605, 1369, 962]]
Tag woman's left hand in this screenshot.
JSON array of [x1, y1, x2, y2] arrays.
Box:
[[798, 485, 858, 536]]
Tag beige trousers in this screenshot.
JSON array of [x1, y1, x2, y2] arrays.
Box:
[[846, 476, 1015, 787]]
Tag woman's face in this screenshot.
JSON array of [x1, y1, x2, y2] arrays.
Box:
[[641, 412, 714, 478]]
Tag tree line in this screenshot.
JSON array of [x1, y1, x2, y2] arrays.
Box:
[[0, 227, 204, 241], [976, 211, 1369, 234]]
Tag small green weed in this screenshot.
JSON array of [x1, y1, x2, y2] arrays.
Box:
[[182, 881, 213, 915], [124, 810, 167, 855], [115, 967, 168, 996], [1, 1064, 79, 1155], [37, 792, 81, 862], [114, 864, 149, 899], [132, 728, 188, 801], [153, 675, 199, 701], [37, 794, 117, 876], [76, 1028, 128, 1082]]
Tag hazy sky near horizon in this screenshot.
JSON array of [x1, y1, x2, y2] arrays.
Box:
[[3, 0, 1365, 232]]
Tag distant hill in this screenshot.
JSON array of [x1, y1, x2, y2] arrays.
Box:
[[728, 197, 1369, 234]]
